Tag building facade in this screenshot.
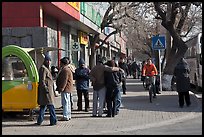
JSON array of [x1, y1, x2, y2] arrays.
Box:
[[2, 2, 126, 68]]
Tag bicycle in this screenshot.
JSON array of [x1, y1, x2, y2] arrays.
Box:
[[145, 76, 156, 103]]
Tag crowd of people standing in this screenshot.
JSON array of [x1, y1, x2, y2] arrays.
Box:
[[36, 54, 191, 126]]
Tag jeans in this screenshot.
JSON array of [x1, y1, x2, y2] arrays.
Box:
[[61, 92, 71, 119], [115, 85, 122, 114], [37, 105, 57, 125], [92, 86, 106, 116], [106, 85, 122, 117]]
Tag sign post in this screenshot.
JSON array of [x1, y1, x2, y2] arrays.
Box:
[[152, 35, 166, 92]]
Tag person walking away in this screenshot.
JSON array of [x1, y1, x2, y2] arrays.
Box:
[[56, 57, 74, 121], [36, 53, 57, 126], [131, 61, 140, 79], [174, 57, 191, 108], [75, 58, 90, 112], [104, 60, 123, 117], [89, 57, 123, 117], [137, 62, 141, 79], [142, 58, 159, 98], [127, 62, 132, 77], [118, 57, 128, 95]]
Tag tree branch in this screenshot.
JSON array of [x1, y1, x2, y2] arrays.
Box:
[[176, 3, 191, 34], [95, 30, 118, 50]]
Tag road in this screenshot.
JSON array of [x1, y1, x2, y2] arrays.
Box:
[[2, 77, 202, 135]]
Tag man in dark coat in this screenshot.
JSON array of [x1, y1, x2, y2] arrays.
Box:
[[104, 60, 123, 117], [75, 58, 90, 112], [174, 58, 191, 108], [37, 53, 57, 126]]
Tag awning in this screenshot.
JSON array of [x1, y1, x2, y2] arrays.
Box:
[[22, 47, 65, 53]]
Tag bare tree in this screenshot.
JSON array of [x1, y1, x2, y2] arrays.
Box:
[[153, 2, 202, 90], [88, 2, 143, 69], [88, 2, 202, 91]]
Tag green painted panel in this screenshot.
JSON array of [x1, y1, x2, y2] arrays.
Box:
[[2, 80, 22, 93]]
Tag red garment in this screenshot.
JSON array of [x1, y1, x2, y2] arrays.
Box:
[[142, 63, 158, 77]]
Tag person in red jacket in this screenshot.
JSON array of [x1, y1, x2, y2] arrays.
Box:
[[142, 58, 160, 97]]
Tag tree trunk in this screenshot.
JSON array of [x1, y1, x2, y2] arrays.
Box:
[[162, 40, 188, 90], [89, 47, 95, 69], [89, 34, 99, 69], [162, 74, 173, 91]]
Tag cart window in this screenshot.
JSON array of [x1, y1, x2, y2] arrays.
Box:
[[2, 55, 28, 80]]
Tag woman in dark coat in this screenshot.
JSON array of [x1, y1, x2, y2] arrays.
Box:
[[174, 58, 191, 108]]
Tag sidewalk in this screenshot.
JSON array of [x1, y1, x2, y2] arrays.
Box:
[[2, 79, 202, 135]]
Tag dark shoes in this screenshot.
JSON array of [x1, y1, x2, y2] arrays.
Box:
[[156, 92, 161, 94], [77, 108, 82, 111], [179, 105, 184, 108], [187, 103, 191, 107], [91, 115, 102, 117], [35, 122, 57, 126], [35, 122, 41, 126], [106, 114, 115, 117], [49, 123, 57, 126], [85, 108, 89, 112]]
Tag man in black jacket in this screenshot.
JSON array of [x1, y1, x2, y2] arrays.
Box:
[[174, 58, 191, 108], [104, 60, 123, 117]]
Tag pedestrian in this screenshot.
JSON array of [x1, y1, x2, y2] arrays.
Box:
[[65, 57, 76, 110], [75, 58, 90, 112], [127, 62, 132, 77], [36, 53, 57, 126], [104, 60, 123, 117], [56, 57, 74, 121], [174, 57, 191, 108], [118, 57, 128, 95], [131, 61, 140, 79], [89, 57, 123, 117]]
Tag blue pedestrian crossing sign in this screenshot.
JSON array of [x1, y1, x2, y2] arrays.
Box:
[[152, 36, 166, 50]]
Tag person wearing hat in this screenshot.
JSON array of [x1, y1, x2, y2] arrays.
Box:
[[56, 57, 74, 121], [36, 53, 57, 126], [75, 58, 90, 112]]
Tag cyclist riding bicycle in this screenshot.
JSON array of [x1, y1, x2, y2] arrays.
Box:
[[142, 58, 160, 98]]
